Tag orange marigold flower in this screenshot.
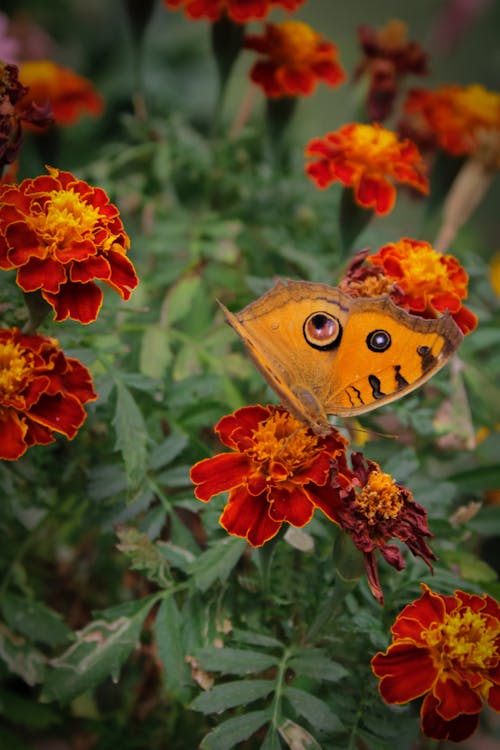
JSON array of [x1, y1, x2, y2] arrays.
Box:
[[305, 123, 429, 215], [371, 583, 500, 742], [0, 327, 97, 460], [354, 20, 428, 121], [18, 60, 103, 127], [244, 20, 345, 98], [365, 238, 477, 334], [403, 83, 500, 159], [164, 0, 305, 23], [0, 61, 52, 168], [319, 452, 436, 604], [0, 166, 138, 324], [190, 404, 348, 547]]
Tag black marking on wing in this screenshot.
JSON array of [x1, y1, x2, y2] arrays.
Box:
[[394, 364, 409, 390], [368, 374, 386, 400], [346, 385, 363, 407], [417, 345, 437, 373]]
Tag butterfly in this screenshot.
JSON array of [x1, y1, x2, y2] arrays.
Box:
[[219, 279, 463, 435]]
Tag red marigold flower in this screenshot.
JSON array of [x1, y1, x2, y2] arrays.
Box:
[[321, 452, 436, 604], [403, 83, 500, 161], [164, 0, 305, 23], [0, 166, 138, 324], [305, 123, 429, 215], [190, 404, 348, 546], [18, 60, 103, 127], [244, 20, 345, 98], [0, 327, 97, 460], [354, 19, 428, 121], [371, 583, 500, 742], [364, 238, 477, 334], [0, 61, 52, 169]]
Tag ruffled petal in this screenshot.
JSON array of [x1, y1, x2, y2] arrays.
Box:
[[421, 693, 479, 742], [219, 485, 280, 546], [43, 281, 103, 323], [190, 452, 250, 502], [0, 408, 28, 460], [268, 485, 315, 526], [433, 677, 482, 720], [372, 642, 436, 702]]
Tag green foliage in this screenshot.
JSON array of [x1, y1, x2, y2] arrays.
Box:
[[1, 1, 500, 748]]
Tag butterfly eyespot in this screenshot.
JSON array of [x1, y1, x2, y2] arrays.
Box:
[[303, 312, 342, 351], [366, 329, 391, 352]]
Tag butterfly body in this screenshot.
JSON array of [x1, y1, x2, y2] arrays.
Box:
[[220, 279, 463, 434]]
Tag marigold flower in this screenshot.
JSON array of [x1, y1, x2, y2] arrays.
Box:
[[0, 327, 97, 460], [371, 583, 500, 742], [244, 20, 345, 99], [0, 61, 52, 169], [190, 404, 348, 546], [403, 83, 500, 161], [351, 238, 477, 335], [354, 20, 428, 121], [0, 166, 138, 324], [305, 123, 429, 215], [164, 0, 305, 23], [18, 60, 103, 127], [321, 452, 436, 604]]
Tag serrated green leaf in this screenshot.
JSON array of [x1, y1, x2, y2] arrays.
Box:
[[164, 275, 203, 326], [284, 687, 343, 733], [0, 623, 46, 687], [116, 527, 172, 587], [156, 540, 196, 572], [154, 595, 192, 702], [149, 430, 189, 471], [288, 650, 348, 684], [196, 647, 279, 676], [112, 380, 149, 490], [42, 595, 157, 703], [139, 324, 172, 379], [191, 679, 274, 714], [1, 594, 73, 648], [231, 629, 283, 650], [188, 537, 247, 592], [200, 708, 271, 750]]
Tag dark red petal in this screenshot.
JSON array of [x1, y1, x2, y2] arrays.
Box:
[[219, 485, 281, 546], [5, 222, 44, 265], [17, 256, 66, 293], [0, 409, 28, 460], [70, 255, 111, 283], [106, 249, 138, 299], [487, 683, 500, 711], [43, 281, 103, 323], [190, 452, 250, 501], [392, 584, 447, 637], [216, 405, 270, 450], [433, 677, 482, 720], [421, 693, 479, 742], [372, 642, 436, 702], [268, 485, 315, 526], [356, 174, 396, 215], [27, 392, 87, 439]]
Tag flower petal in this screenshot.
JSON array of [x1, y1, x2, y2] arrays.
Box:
[[190, 452, 250, 502], [433, 677, 482, 720], [0, 408, 28, 460], [43, 281, 103, 323], [372, 641, 437, 703], [421, 693, 479, 742], [219, 485, 280, 546], [268, 485, 315, 526]]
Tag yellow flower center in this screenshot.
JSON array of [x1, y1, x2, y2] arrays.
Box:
[[0, 339, 33, 400], [249, 411, 320, 474], [347, 124, 398, 162], [393, 241, 450, 290], [355, 470, 403, 524], [455, 85, 500, 130], [273, 21, 320, 64], [29, 189, 102, 254], [425, 607, 499, 673], [377, 19, 408, 50]]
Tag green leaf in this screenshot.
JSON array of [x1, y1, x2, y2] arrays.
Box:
[[284, 687, 343, 733], [449, 464, 500, 492], [200, 708, 271, 750], [0, 688, 60, 728], [231, 629, 283, 650], [0, 623, 46, 687], [116, 527, 172, 587], [440, 550, 498, 583], [1, 594, 73, 648], [164, 275, 203, 326], [196, 647, 279, 676], [260, 727, 283, 750], [112, 379, 149, 490], [149, 429, 189, 471], [42, 596, 157, 703], [188, 537, 247, 592], [154, 595, 192, 702], [139, 324, 172, 379], [191, 679, 274, 714], [288, 650, 348, 683], [466, 505, 500, 536]]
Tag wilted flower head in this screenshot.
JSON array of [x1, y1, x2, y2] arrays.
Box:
[[0, 166, 138, 324], [244, 20, 345, 98], [190, 404, 348, 546], [305, 123, 429, 215], [18, 60, 103, 127], [372, 583, 500, 741], [403, 83, 500, 166], [0, 327, 97, 460], [355, 19, 428, 120], [339, 239, 477, 335], [164, 0, 306, 23], [0, 60, 52, 169], [324, 452, 436, 603]]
